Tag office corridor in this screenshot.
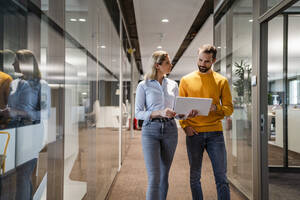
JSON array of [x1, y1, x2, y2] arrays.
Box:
[[108, 128, 246, 200]]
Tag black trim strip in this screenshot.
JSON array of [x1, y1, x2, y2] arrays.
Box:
[[214, 0, 235, 25], [258, 0, 298, 23], [269, 167, 300, 173], [283, 14, 288, 168]]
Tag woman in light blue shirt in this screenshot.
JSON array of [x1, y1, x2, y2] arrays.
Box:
[[135, 51, 178, 200]]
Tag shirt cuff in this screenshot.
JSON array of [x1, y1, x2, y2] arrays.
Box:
[[144, 111, 152, 121]]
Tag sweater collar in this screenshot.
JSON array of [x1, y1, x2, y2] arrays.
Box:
[[196, 70, 214, 77]]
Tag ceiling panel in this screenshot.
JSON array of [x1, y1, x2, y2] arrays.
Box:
[[169, 15, 213, 80], [133, 0, 205, 75]]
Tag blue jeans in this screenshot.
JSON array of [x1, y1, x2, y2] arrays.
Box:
[[142, 119, 178, 200], [186, 131, 230, 200]]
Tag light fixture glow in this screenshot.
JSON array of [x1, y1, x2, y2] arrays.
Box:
[[161, 18, 169, 23], [70, 18, 77, 22], [157, 46, 162, 49], [249, 19, 253, 22], [79, 18, 86, 22], [77, 72, 87, 77], [217, 46, 221, 49], [100, 45, 106, 49]]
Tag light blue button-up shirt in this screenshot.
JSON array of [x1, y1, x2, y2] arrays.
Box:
[[135, 78, 178, 121]]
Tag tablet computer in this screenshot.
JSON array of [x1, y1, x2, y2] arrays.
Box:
[[174, 97, 213, 116]]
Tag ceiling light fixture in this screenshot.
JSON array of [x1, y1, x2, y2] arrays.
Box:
[[79, 18, 86, 22], [161, 18, 169, 23], [217, 46, 221, 49], [100, 45, 106, 49], [77, 72, 87, 77], [70, 18, 77, 22], [157, 46, 162, 49], [249, 19, 253, 22]]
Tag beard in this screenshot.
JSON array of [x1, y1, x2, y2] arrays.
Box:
[[198, 65, 211, 73]]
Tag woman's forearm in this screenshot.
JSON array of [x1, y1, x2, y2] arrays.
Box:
[[150, 110, 162, 119]]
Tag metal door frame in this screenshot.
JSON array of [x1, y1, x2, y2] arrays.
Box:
[[252, 0, 300, 199]]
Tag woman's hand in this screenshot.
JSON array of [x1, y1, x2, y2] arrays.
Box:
[[160, 108, 176, 118]]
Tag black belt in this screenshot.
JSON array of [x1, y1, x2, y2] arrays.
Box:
[[150, 117, 174, 122]]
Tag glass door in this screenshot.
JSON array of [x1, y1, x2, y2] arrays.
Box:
[[264, 1, 300, 199]]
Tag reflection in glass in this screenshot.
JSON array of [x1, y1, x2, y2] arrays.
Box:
[[267, 16, 284, 167], [268, 0, 285, 9], [8, 50, 50, 127], [215, 0, 253, 198], [288, 15, 300, 167], [0, 50, 13, 128]]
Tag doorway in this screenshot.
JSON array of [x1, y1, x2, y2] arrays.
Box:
[[262, 1, 300, 199]]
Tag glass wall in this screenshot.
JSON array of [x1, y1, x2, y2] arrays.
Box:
[[214, 0, 253, 198], [287, 15, 300, 167], [0, 0, 136, 199], [267, 16, 284, 167], [266, 2, 300, 198]]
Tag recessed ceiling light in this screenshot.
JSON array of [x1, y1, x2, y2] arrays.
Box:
[[161, 18, 169, 23], [70, 18, 77, 22], [77, 72, 87, 76], [249, 19, 253, 22], [79, 18, 86, 22], [100, 45, 106, 49], [157, 46, 162, 49]]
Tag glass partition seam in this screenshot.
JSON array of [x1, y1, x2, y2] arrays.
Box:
[[283, 14, 289, 168], [118, 13, 122, 171], [115, 0, 140, 73]]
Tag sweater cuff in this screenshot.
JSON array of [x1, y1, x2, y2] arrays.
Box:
[[216, 104, 222, 111], [179, 120, 188, 129]]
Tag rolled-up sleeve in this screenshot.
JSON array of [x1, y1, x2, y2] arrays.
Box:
[[173, 83, 179, 109], [135, 83, 152, 121]]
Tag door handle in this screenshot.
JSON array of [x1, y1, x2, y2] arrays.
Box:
[[260, 114, 265, 132]]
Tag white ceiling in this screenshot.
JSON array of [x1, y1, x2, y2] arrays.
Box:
[[39, 0, 300, 83], [133, 0, 207, 80], [169, 15, 213, 80]]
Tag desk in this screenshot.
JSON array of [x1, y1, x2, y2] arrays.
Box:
[[274, 108, 300, 153]]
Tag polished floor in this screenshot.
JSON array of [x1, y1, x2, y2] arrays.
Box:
[[108, 128, 246, 200], [65, 125, 300, 200]]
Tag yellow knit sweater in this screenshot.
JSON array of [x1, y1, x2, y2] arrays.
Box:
[[0, 71, 12, 110], [179, 70, 233, 132]]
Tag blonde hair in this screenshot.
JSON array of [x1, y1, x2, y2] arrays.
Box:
[[0, 49, 16, 64], [0, 49, 16, 74], [145, 50, 169, 80], [15, 49, 41, 80]]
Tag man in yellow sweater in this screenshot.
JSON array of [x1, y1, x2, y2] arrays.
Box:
[[179, 44, 233, 200]]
